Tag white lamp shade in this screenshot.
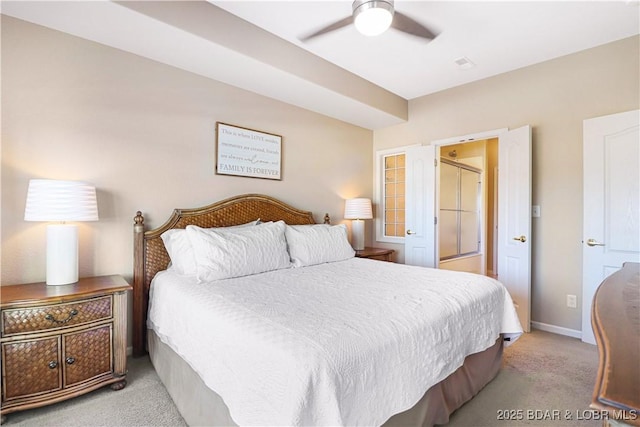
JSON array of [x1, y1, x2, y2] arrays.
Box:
[[354, 1, 394, 36], [344, 198, 373, 220], [25, 179, 99, 222]]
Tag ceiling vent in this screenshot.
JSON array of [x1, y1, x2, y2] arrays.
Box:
[[454, 56, 475, 70]]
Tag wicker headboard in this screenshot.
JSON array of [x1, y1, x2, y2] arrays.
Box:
[[132, 193, 320, 356]]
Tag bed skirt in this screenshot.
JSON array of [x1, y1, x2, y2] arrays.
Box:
[[148, 329, 503, 426]]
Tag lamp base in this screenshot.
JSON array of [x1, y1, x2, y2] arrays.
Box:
[[351, 219, 365, 251], [46, 224, 79, 286]]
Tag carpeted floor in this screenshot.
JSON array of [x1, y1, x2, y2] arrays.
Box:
[[3, 354, 186, 427], [3, 329, 599, 427], [446, 330, 600, 427]]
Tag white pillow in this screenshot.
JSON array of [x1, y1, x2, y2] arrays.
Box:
[[161, 220, 260, 276], [285, 224, 355, 267], [186, 220, 291, 281]]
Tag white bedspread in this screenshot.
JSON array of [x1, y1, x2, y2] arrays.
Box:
[[148, 258, 522, 426]]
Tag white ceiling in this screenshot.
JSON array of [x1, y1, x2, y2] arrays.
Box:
[[3, 1, 639, 130], [214, 0, 640, 99]]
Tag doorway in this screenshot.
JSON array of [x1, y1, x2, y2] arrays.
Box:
[[405, 125, 532, 332], [437, 139, 498, 277]]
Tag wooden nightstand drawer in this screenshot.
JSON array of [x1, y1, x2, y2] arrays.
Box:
[[1, 296, 112, 336]]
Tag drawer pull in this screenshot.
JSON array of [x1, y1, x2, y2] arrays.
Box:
[[45, 309, 79, 324], [48, 361, 58, 369], [65, 357, 76, 365]]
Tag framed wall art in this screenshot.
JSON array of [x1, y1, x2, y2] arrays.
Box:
[[215, 122, 282, 180]]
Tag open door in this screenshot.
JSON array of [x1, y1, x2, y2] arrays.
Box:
[[405, 144, 436, 267], [497, 125, 532, 332], [405, 126, 532, 332]]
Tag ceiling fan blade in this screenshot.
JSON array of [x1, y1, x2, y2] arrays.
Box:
[[392, 11, 439, 40], [299, 16, 353, 41]]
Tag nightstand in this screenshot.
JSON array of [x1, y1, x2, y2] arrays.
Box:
[[0, 275, 132, 422], [354, 247, 395, 262]]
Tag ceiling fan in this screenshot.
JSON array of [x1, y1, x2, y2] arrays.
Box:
[[300, 0, 439, 42]]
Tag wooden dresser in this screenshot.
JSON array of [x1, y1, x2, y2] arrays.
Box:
[[1, 275, 132, 422], [591, 262, 640, 426]]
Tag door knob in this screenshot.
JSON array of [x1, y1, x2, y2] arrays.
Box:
[[406, 230, 416, 235], [512, 235, 527, 243], [586, 238, 605, 247]]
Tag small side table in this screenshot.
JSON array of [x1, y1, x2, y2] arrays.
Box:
[[355, 247, 394, 262], [1, 275, 132, 422]]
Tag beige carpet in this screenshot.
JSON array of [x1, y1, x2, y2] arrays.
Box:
[[3, 330, 599, 427], [446, 330, 600, 427]]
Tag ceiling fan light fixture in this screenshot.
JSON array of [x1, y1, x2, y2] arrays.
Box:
[[353, 0, 394, 37]]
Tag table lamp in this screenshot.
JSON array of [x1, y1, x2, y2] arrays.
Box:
[[24, 179, 99, 285], [344, 198, 373, 251]]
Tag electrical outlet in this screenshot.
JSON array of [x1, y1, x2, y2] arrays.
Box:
[[567, 294, 577, 308]]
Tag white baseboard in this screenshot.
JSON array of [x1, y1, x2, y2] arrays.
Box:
[[531, 321, 582, 339]]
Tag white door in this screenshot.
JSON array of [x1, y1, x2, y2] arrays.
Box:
[[405, 127, 532, 333], [582, 110, 640, 345], [405, 144, 436, 267], [497, 126, 532, 333]]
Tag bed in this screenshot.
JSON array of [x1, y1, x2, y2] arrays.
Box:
[[132, 193, 522, 426]]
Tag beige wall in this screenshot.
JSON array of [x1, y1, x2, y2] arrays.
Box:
[[374, 36, 640, 332], [1, 16, 373, 286]]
